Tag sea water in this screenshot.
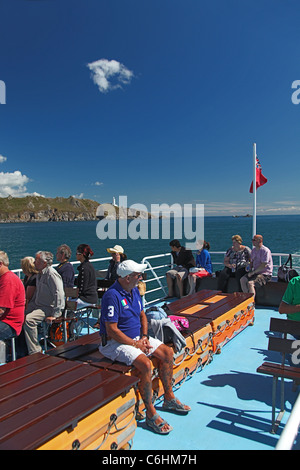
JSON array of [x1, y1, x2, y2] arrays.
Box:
[[0, 214, 299, 271]]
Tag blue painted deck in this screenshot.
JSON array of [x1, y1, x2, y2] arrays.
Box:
[[132, 306, 300, 450]]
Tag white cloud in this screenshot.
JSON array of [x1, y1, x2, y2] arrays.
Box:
[[0, 156, 44, 197], [94, 181, 103, 186], [72, 192, 84, 199], [87, 59, 134, 93], [0, 170, 44, 198], [0, 170, 31, 197]]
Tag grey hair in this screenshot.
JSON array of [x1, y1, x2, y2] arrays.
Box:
[[57, 244, 72, 260], [0, 251, 9, 266], [36, 251, 53, 266]]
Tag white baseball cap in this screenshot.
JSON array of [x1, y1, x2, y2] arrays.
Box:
[[117, 260, 147, 278]]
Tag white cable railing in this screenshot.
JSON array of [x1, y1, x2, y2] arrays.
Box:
[[11, 256, 112, 279], [141, 252, 300, 306], [276, 392, 300, 450], [11, 251, 300, 307]]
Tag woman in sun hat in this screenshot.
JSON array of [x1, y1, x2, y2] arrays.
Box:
[[105, 245, 127, 281]]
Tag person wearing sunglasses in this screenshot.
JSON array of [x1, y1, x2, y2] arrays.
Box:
[[240, 234, 273, 299], [99, 259, 191, 435]]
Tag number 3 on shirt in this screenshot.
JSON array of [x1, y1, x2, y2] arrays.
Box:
[[107, 306, 114, 317]]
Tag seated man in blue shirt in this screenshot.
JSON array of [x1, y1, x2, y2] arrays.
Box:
[[99, 259, 191, 435]]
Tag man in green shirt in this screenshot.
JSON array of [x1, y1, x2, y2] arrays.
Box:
[[278, 276, 300, 366], [279, 276, 300, 322]]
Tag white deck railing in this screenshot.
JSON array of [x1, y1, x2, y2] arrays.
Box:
[[11, 251, 300, 306], [141, 252, 300, 306], [276, 391, 300, 450]]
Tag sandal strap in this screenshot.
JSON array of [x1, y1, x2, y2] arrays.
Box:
[[146, 412, 160, 423]]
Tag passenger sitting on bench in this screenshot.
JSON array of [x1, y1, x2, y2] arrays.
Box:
[[0, 251, 25, 342], [105, 245, 127, 281], [188, 240, 212, 295], [279, 276, 300, 365], [240, 234, 273, 300], [99, 259, 191, 435], [74, 244, 98, 308], [21, 256, 38, 309], [24, 251, 65, 355], [217, 235, 251, 293], [166, 240, 195, 298]]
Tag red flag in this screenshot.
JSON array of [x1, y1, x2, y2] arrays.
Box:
[[249, 157, 268, 193]]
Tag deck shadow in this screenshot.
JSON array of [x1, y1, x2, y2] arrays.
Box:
[[197, 402, 280, 448], [200, 369, 296, 409]]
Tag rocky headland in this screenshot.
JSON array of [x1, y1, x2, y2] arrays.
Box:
[[0, 196, 153, 223]]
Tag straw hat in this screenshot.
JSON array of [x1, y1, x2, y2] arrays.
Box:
[[107, 244, 124, 254]]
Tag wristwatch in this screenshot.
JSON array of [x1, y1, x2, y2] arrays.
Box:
[[142, 334, 149, 339]]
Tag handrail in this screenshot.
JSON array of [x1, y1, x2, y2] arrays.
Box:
[[10, 251, 300, 306], [276, 391, 300, 450], [140, 252, 300, 306], [10, 252, 300, 278], [11, 256, 112, 279]]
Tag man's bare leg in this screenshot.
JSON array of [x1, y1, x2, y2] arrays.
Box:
[[166, 273, 174, 297], [133, 354, 172, 433], [153, 344, 191, 411]]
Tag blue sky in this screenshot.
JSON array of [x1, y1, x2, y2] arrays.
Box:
[[1, 0, 300, 216]]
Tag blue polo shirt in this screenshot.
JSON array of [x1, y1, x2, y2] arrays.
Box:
[[99, 280, 143, 339]]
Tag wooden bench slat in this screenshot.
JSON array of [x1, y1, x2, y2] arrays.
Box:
[[0, 360, 80, 403], [0, 370, 138, 450], [55, 342, 133, 373], [168, 291, 253, 321], [0, 355, 65, 389], [47, 332, 100, 356], [166, 290, 222, 312], [0, 363, 88, 421], [268, 336, 297, 355], [0, 352, 45, 377], [0, 367, 133, 446], [270, 317, 300, 336], [257, 361, 300, 380], [56, 343, 99, 360]]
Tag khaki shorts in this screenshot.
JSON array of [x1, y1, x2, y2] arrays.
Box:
[[167, 266, 189, 280], [99, 335, 163, 366]]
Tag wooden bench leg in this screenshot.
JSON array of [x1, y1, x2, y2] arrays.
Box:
[[271, 375, 285, 434]]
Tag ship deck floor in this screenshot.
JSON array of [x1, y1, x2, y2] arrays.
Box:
[[132, 305, 300, 451]]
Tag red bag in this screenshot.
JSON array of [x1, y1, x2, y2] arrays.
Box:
[[189, 269, 211, 278]]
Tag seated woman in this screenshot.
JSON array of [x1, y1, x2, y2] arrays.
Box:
[[74, 244, 98, 307], [21, 256, 38, 310], [15, 256, 38, 358], [105, 245, 127, 281], [188, 240, 212, 295], [166, 239, 195, 298], [217, 235, 251, 292]]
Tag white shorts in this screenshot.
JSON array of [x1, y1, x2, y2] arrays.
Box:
[[99, 335, 163, 366]]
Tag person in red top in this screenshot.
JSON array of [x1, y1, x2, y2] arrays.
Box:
[[0, 251, 25, 340]]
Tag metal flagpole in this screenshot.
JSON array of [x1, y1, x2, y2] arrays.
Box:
[[252, 143, 257, 238]]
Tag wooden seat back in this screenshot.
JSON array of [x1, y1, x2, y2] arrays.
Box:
[[64, 286, 79, 299], [97, 279, 114, 299], [268, 317, 300, 357]]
